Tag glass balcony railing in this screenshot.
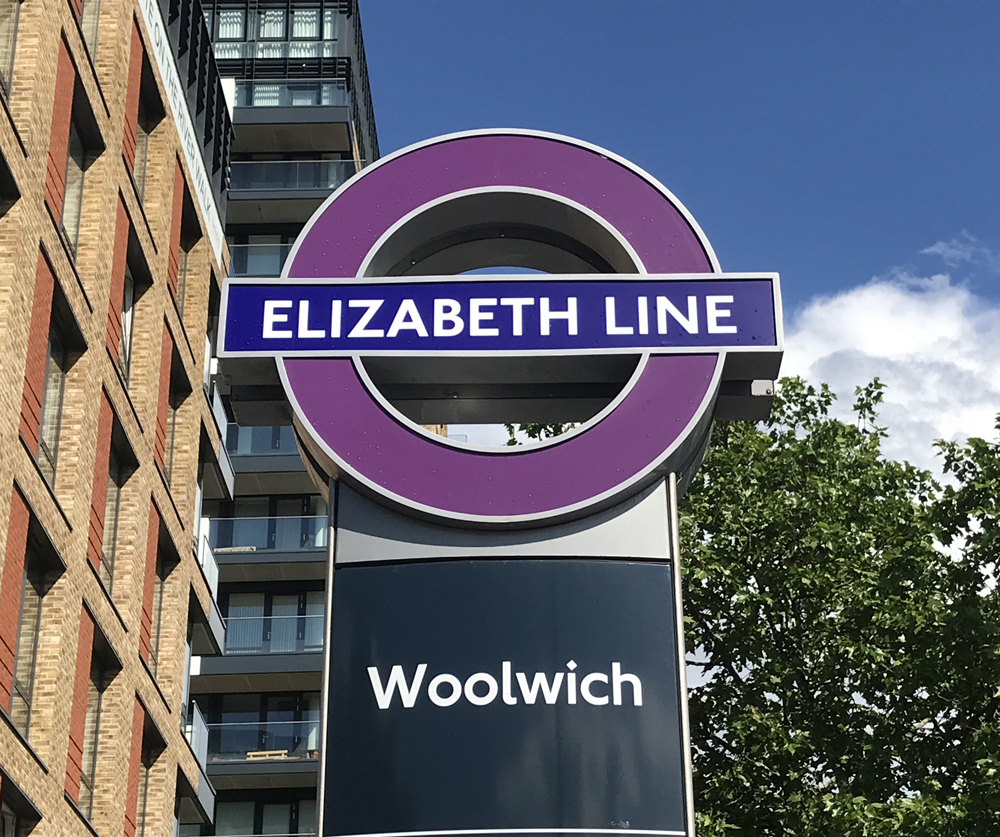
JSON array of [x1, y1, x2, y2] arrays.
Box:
[[185, 701, 210, 770], [224, 614, 324, 655], [198, 536, 220, 602], [228, 243, 292, 277], [208, 516, 328, 553], [234, 79, 348, 108], [207, 719, 321, 763], [214, 40, 341, 60], [229, 160, 357, 192], [226, 424, 298, 455]]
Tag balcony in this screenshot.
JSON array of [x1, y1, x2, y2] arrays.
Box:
[[185, 700, 211, 769], [234, 79, 347, 108], [198, 536, 221, 601], [209, 516, 328, 554], [225, 157, 357, 224], [229, 160, 356, 193], [224, 614, 323, 656], [203, 719, 321, 790], [208, 719, 321, 763], [229, 79, 353, 169], [180, 701, 217, 824], [226, 424, 298, 455]]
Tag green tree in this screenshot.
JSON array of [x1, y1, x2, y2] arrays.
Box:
[[681, 378, 1000, 836]]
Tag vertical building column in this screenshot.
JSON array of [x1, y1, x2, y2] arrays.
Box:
[[19, 253, 55, 451], [0, 489, 31, 711], [86, 394, 114, 573], [45, 39, 76, 218], [65, 608, 96, 801], [154, 325, 173, 469], [123, 698, 145, 837], [122, 21, 143, 169], [139, 503, 160, 663], [106, 198, 131, 363]]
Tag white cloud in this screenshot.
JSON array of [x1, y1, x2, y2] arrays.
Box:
[[920, 231, 1000, 273], [449, 238, 1000, 471], [783, 267, 1000, 473]]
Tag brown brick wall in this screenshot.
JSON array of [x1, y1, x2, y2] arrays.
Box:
[[43, 39, 73, 220], [18, 251, 54, 451], [64, 607, 94, 803], [123, 697, 145, 837], [0, 488, 30, 712], [166, 160, 183, 297], [153, 324, 172, 469], [0, 0, 230, 835], [121, 20, 142, 170], [139, 502, 158, 663], [85, 393, 113, 572]]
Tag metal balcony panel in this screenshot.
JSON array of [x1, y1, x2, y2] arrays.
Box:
[[230, 453, 306, 474], [232, 107, 351, 155], [207, 759, 319, 791], [215, 548, 327, 584], [190, 652, 323, 694], [224, 192, 332, 226], [234, 469, 318, 496], [190, 588, 226, 657]]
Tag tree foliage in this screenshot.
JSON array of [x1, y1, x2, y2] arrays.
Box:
[[681, 378, 1000, 835]]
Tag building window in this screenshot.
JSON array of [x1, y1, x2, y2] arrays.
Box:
[[0, 0, 19, 97], [216, 8, 244, 39], [163, 398, 179, 486], [200, 692, 321, 763], [134, 99, 151, 200], [215, 796, 317, 837], [99, 446, 125, 590], [256, 8, 285, 39], [130, 56, 163, 202], [78, 658, 113, 818], [37, 326, 69, 486], [0, 802, 16, 837], [148, 554, 166, 677], [290, 7, 318, 38], [223, 589, 324, 655], [175, 248, 189, 319], [135, 762, 151, 837], [9, 558, 44, 737], [61, 118, 87, 255], [119, 267, 135, 379], [80, 0, 99, 55]]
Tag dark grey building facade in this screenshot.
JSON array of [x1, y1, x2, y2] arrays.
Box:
[[190, 3, 377, 835]]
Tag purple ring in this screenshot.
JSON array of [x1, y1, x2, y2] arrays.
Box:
[[280, 131, 722, 524]]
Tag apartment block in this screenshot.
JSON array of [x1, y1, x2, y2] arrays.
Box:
[[189, 3, 378, 836], [0, 0, 235, 837]]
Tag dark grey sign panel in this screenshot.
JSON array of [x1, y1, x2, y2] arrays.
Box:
[[323, 559, 688, 837]]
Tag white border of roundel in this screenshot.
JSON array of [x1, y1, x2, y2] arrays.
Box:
[[275, 128, 727, 525]]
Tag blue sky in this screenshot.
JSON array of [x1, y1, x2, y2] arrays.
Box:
[[359, 1, 1000, 462], [361, 1, 998, 308]]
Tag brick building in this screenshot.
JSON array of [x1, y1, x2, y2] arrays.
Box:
[[0, 0, 234, 836]]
